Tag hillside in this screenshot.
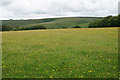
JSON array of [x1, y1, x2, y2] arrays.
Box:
[[2, 17, 101, 29]]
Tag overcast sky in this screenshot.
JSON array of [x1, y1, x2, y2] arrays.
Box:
[[0, 0, 119, 20]]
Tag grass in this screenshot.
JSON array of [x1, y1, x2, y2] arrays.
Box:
[[2, 27, 118, 78], [2, 17, 100, 28]]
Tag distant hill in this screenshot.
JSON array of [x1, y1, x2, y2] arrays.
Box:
[[2, 17, 101, 29]]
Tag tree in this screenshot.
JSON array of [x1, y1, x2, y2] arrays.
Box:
[[72, 26, 81, 28], [1, 25, 13, 31], [88, 15, 120, 28]]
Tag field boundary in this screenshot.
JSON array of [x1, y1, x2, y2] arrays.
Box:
[[1, 27, 119, 33]]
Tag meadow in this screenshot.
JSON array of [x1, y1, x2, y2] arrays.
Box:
[[2, 27, 118, 78]]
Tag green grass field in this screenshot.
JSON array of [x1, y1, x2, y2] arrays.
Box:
[[2, 28, 118, 78]]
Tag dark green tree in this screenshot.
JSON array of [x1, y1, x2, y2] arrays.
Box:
[[88, 15, 120, 28], [1, 25, 13, 31]]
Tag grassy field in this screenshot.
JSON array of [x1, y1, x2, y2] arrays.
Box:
[[2, 28, 118, 78], [2, 17, 101, 28]]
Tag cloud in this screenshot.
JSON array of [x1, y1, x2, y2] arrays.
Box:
[[0, 0, 119, 20]]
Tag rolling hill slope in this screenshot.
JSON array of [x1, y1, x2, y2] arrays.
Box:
[[2, 17, 101, 29]]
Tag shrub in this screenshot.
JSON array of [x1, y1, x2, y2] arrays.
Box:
[[72, 26, 81, 28], [26, 25, 47, 30], [17, 25, 47, 31], [30, 25, 47, 30], [1, 25, 13, 31]]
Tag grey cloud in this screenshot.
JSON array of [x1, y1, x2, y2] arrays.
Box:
[[0, 0, 13, 6], [1, 2, 11, 6], [0, 0, 119, 20]]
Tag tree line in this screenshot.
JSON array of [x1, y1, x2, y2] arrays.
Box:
[[0, 25, 47, 31], [0, 25, 81, 31], [89, 14, 120, 28]]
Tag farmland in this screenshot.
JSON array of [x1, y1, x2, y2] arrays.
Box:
[[2, 27, 118, 78]]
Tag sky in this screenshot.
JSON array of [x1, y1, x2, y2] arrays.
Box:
[[0, 0, 119, 20]]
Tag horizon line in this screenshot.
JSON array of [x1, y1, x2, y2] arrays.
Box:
[[0, 15, 115, 20]]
